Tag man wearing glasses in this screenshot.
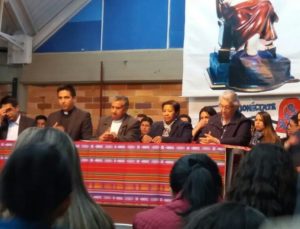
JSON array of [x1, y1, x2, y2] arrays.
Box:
[[199, 90, 252, 146]]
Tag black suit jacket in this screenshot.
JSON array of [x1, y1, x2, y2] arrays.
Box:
[[96, 114, 141, 142], [149, 119, 193, 143], [0, 115, 35, 140], [47, 107, 93, 141]]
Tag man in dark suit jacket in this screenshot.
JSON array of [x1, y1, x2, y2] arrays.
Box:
[[47, 84, 93, 141], [0, 96, 35, 140], [96, 96, 140, 142]]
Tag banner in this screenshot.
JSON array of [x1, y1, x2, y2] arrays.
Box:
[[183, 0, 300, 97]]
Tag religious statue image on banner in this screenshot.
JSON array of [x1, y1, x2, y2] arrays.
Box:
[[208, 0, 298, 92]]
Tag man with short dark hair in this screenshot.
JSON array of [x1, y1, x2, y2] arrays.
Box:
[[47, 84, 93, 140], [35, 114, 47, 128], [96, 95, 140, 142], [0, 96, 35, 140]]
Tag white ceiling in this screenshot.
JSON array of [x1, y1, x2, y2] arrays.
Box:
[[0, 0, 90, 51]]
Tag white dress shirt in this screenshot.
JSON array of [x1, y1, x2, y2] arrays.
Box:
[[6, 114, 20, 140], [110, 119, 123, 135]]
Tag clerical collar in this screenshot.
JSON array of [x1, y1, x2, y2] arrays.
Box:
[[61, 107, 75, 116]]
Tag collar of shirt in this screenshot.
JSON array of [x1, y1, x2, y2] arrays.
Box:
[[10, 114, 20, 125]]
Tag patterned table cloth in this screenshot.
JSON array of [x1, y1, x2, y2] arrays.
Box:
[[0, 141, 226, 207]]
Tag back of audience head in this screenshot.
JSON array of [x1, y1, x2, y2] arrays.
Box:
[[140, 116, 153, 136], [170, 154, 223, 216], [0, 142, 72, 225], [35, 114, 47, 128], [184, 202, 266, 229], [14, 127, 114, 229], [179, 114, 192, 123], [227, 143, 297, 217]]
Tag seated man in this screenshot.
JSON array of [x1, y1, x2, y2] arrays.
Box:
[[47, 84, 93, 141], [199, 90, 252, 146], [96, 96, 140, 142], [0, 142, 72, 228], [0, 96, 35, 140]]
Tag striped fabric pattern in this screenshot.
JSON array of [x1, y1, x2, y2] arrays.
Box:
[[0, 141, 226, 207]]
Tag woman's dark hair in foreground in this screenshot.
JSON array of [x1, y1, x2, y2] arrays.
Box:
[[14, 127, 115, 229], [184, 202, 266, 229], [0, 142, 72, 223], [227, 143, 297, 217], [170, 154, 223, 216]]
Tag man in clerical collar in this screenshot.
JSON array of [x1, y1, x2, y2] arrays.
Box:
[[96, 95, 140, 142], [0, 96, 35, 140], [47, 84, 93, 141]]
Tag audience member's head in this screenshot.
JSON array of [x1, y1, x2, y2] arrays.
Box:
[[170, 154, 223, 216], [35, 114, 47, 128], [0, 142, 72, 225], [111, 95, 129, 120], [227, 143, 297, 217], [140, 116, 153, 136], [179, 114, 192, 123], [0, 96, 20, 122], [184, 202, 266, 229], [14, 127, 114, 229], [161, 100, 180, 124], [198, 106, 217, 122], [56, 84, 76, 112]]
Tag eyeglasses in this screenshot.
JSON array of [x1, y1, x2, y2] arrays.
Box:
[[219, 104, 234, 111]]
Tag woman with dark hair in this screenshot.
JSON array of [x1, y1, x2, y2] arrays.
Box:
[[12, 127, 115, 229], [133, 154, 223, 229], [0, 142, 72, 228], [227, 143, 297, 217], [141, 100, 193, 143], [184, 202, 266, 229], [250, 111, 280, 146], [192, 106, 217, 141], [140, 116, 153, 138]]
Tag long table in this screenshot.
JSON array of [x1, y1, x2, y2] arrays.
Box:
[[0, 141, 226, 207], [0, 141, 227, 223]]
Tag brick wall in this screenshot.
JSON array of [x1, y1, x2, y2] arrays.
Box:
[[0, 84, 11, 98], [26, 83, 188, 133]]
